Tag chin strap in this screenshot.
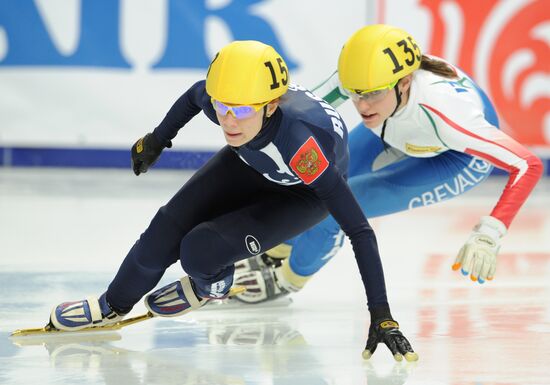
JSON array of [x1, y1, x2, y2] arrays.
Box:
[[380, 84, 403, 149], [262, 105, 270, 125]]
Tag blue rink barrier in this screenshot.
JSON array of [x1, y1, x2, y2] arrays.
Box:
[[0, 147, 215, 170], [0, 146, 548, 175]]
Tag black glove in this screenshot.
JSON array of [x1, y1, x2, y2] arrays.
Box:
[[131, 133, 172, 176], [364, 312, 418, 362]]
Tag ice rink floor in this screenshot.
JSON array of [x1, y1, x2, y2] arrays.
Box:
[[1, 168, 549, 385]]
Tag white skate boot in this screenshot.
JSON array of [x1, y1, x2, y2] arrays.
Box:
[[144, 276, 207, 317], [50, 293, 124, 331], [232, 258, 310, 304]]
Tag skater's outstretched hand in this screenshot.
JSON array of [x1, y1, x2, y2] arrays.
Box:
[[452, 215, 507, 283], [131, 133, 172, 176], [363, 317, 418, 362]]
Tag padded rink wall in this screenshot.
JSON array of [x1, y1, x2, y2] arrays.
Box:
[[1, 0, 548, 173]]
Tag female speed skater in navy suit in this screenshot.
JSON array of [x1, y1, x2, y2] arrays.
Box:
[[48, 39, 418, 362]]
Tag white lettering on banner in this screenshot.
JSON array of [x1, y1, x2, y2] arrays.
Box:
[[408, 160, 492, 209]]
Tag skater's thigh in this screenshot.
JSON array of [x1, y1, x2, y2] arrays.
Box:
[[180, 185, 329, 273], [161, 146, 275, 231]]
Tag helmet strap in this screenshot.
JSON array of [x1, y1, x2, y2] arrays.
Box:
[[262, 105, 270, 125], [380, 82, 402, 150]]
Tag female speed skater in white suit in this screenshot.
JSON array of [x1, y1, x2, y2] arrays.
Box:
[[232, 24, 543, 304]]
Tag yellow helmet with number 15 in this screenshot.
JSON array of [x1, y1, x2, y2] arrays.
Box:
[[338, 24, 422, 94], [206, 40, 289, 105]]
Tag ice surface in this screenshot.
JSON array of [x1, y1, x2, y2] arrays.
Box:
[[1, 169, 549, 385]]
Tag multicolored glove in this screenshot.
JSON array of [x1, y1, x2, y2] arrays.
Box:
[[131, 133, 172, 176], [363, 318, 418, 362], [452, 215, 507, 284]]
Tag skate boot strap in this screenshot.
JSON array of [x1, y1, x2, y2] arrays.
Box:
[[86, 296, 104, 323], [180, 276, 204, 309]]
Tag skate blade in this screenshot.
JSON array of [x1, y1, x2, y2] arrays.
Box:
[[10, 331, 122, 347], [201, 296, 293, 311], [11, 286, 246, 337], [11, 312, 155, 337], [228, 285, 246, 295]]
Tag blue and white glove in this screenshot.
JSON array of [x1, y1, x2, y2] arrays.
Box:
[[453, 216, 507, 284]]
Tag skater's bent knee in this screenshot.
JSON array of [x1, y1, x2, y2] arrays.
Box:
[[180, 222, 234, 275]]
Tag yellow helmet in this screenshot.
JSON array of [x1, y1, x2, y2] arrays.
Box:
[[206, 40, 289, 105], [338, 24, 422, 93]]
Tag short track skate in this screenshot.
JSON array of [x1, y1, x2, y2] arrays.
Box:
[[11, 286, 245, 337]]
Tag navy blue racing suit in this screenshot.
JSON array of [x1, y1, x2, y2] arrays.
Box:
[[106, 81, 389, 314]]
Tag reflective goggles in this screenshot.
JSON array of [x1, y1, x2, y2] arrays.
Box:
[[211, 98, 270, 119], [343, 80, 399, 103]]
